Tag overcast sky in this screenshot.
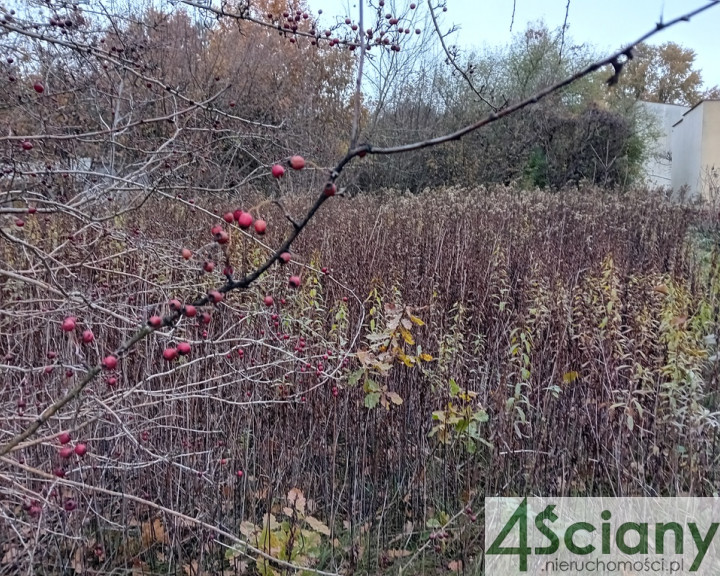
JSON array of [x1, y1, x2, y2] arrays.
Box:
[[312, 0, 720, 89]]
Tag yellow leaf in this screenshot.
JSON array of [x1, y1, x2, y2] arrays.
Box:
[[420, 353, 434, 362], [409, 314, 425, 326], [562, 371, 579, 384], [399, 326, 415, 345]]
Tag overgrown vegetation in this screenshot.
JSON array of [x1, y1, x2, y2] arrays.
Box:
[[2, 187, 720, 573]]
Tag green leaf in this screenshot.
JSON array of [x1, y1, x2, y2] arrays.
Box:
[[364, 392, 381, 409], [364, 379, 380, 393], [347, 368, 364, 387], [426, 518, 441, 528], [474, 409, 489, 423], [449, 379, 460, 397], [432, 410, 446, 422]]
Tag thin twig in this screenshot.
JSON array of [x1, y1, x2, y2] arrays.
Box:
[[558, 0, 572, 64], [350, 0, 366, 149], [427, 0, 497, 111]]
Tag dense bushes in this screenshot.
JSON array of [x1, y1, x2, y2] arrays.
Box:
[[2, 186, 719, 573]]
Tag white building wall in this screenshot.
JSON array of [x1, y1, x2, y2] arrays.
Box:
[[638, 101, 689, 189], [671, 105, 704, 199], [671, 101, 720, 201], [700, 102, 720, 202]]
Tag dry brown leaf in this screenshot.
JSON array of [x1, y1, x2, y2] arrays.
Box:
[[141, 518, 169, 547], [287, 488, 306, 513], [71, 547, 85, 574], [1, 546, 19, 566], [386, 549, 411, 559], [304, 515, 331, 536]]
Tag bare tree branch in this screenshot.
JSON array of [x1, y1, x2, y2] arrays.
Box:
[[427, 0, 498, 111], [558, 0, 572, 64]]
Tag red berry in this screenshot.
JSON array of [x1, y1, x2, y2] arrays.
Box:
[[59, 446, 73, 459], [279, 252, 291, 264], [61, 317, 76, 332], [21, 141, 33, 151], [203, 261, 215, 273], [163, 348, 178, 361], [254, 219, 267, 235], [216, 230, 230, 244], [58, 432, 71, 445], [184, 305, 197, 317], [321, 267, 329, 274], [201, 312, 212, 324], [102, 355, 117, 370], [33, 82, 44, 93], [223, 212, 234, 223], [81, 329, 94, 343], [148, 316, 163, 328], [74, 443, 87, 456], [211, 224, 223, 236], [15, 218, 24, 227], [181, 248, 192, 260], [208, 290, 223, 304], [177, 342, 191, 356], [288, 275, 301, 288], [236, 470, 243, 477], [324, 182, 337, 197], [107, 377, 118, 386], [237, 212, 253, 229], [233, 209, 243, 222], [263, 295, 274, 307], [63, 499, 77, 512], [271, 164, 285, 178], [289, 155, 305, 170]]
